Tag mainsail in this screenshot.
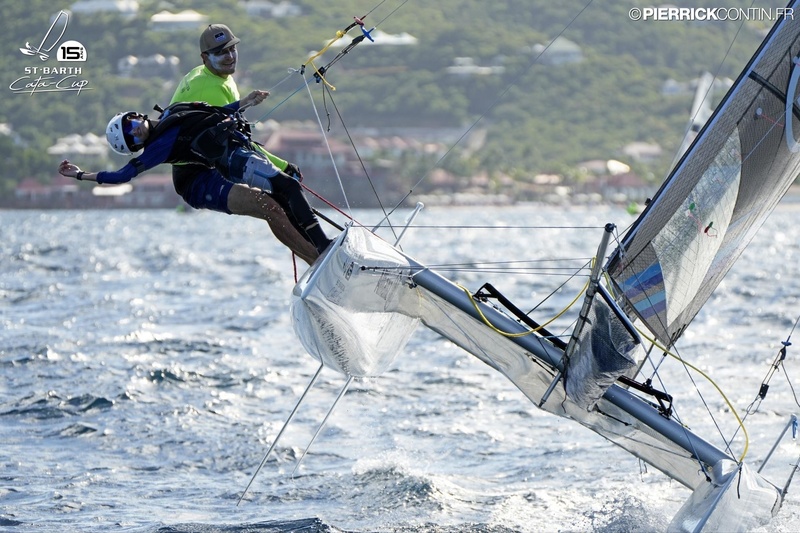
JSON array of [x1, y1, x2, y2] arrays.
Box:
[[607, 8, 800, 347]]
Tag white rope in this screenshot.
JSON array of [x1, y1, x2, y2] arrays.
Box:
[[301, 72, 353, 216]]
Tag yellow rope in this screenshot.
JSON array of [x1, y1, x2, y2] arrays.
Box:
[[635, 327, 750, 463], [306, 59, 336, 91], [458, 261, 749, 462], [603, 271, 748, 461], [457, 265, 591, 338], [305, 30, 346, 65], [302, 30, 348, 91]]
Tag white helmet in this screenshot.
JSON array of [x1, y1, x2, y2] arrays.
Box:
[[106, 111, 141, 156]]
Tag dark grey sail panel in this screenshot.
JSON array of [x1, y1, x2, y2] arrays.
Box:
[[607, 8, 800, 346]]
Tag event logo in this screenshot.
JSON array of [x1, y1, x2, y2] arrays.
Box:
[[57, 40, 87, 62], [11, 10, 91, 95]]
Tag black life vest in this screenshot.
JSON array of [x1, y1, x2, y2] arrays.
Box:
[[135, 102, 253, 170]]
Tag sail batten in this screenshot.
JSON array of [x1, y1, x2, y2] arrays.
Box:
[[608, 8, 800, 346]]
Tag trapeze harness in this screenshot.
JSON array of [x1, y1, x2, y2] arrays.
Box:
[[140, 102, 329, 253]]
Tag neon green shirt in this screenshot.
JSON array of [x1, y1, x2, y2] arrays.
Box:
[[170, 65, 240, 107], [170, 65, 287, 169]]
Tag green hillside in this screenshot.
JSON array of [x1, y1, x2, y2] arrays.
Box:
[[0, 0, 788, 195]]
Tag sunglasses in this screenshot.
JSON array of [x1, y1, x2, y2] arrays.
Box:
[[123, 114, 146, 147]]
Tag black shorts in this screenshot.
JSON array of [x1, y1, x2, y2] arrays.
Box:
[[172, 164, 233, 214]]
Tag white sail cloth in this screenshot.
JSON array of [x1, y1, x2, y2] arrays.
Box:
[[668, 460, 781, 532], [565, 296, 640, 411], [291, 226, 421, 377]]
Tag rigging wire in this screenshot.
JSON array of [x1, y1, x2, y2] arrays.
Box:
[[379, 224, 607, 230], [526, 260, 593, 315], [252, 0, 407, 123], [301, 73, 353, 214], [458, 263, 591, 338], [362, 258, 592, 277], [424, 264, 591, 275], [317, 83, 401, 241], [780, 363, 800, 408], [740, 314, 800, 419], [634, 326, 750, 463]]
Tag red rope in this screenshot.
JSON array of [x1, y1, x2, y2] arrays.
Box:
[[301, 182, 356, 224]]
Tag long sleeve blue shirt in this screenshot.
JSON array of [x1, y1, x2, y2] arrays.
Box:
[[96, 102, 239, 185]]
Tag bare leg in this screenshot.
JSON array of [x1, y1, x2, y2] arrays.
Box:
[[227, 183, 319, 265]]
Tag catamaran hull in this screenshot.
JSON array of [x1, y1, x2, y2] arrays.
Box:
[[668, 460, 781, 533], [290, 226, 781, 530]]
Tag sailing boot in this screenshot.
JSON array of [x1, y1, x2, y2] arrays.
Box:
[[266, 170, 333, 255], [303, 221, 333, 255]]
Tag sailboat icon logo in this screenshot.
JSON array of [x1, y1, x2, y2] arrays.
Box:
[[19, 11, 70, 61]]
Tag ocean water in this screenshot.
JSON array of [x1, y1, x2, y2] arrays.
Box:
[[2, 204, 800, 532]]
